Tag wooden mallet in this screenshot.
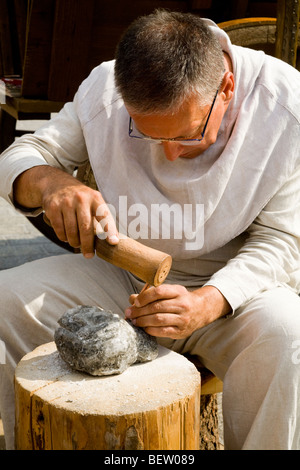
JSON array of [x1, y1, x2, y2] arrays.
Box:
[[95, 235, 172, 290], [43, 214, 172, 289]]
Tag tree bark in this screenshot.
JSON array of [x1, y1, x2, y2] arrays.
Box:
[[200, 394, 220, 450]]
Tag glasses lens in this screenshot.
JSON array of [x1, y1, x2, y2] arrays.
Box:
[[129, 119, 202, 145]]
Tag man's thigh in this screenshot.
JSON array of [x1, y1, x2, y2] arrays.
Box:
[[158, 286, 300, 380]]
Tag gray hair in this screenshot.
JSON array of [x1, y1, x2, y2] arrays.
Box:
[[114, 9, 224, 114]]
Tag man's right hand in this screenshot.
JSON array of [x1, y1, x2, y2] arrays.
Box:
[[13, 165, 119, 258]]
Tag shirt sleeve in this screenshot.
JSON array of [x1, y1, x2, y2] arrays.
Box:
[[204, 165, 300, 312], [0, 96, 89, 208]]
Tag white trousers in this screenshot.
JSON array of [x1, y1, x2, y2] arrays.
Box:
[[0, 253, 300, 450]]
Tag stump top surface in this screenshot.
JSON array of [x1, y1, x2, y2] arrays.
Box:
[[15, 342, 200, 415]]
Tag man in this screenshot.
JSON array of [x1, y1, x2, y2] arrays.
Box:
[[0, 10, 299, 450]]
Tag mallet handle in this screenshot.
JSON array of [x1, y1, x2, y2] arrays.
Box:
[[43, 213, 172, 285], [95, 236, 172, 286]]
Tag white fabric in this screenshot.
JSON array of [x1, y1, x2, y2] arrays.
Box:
[[0, 22, 299, 311], [0, 21, 300, 449], [0, 254, 299, 450]]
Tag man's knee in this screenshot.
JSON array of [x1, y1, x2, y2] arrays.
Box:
[[238, 287, 300, 367], [245, 287, 300, 329]]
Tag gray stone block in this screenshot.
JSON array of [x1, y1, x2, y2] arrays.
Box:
[[54, 305, 158, 376]]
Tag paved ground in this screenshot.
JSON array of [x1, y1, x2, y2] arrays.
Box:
[[0, 197, 68, 270]]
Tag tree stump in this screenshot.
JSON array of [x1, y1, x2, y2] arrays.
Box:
[[15, 342, 200, 450]]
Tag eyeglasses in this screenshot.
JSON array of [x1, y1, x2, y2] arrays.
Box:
[[128, 88, 219, 146]]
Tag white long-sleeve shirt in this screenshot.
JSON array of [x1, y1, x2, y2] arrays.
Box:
[[0, 21, 299, 311]]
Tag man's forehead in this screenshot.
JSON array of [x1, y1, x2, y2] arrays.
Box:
[[126, 93, 210, 118], [127, 97, 210, 139]]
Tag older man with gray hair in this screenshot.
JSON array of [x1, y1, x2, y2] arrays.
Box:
[[0, 10, 299, 449]]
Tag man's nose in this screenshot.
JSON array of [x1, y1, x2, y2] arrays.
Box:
[[162, 141, 184, 161]]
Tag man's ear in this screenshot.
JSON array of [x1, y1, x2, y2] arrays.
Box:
[[220, 71, 234, 104]]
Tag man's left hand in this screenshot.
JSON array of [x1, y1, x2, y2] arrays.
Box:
[[125, 284, 231, 339]]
